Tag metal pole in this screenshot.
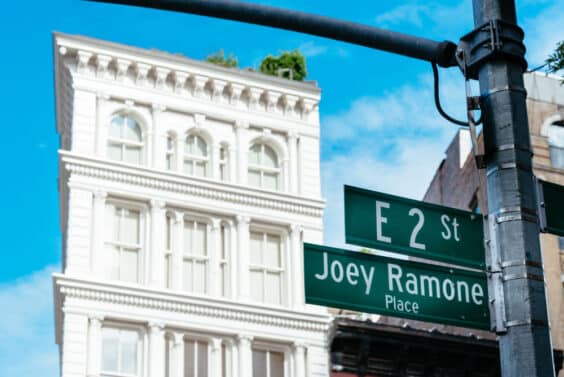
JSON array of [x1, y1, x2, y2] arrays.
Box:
[[86, 0, 458, 67], [473, 0, 555, 376]]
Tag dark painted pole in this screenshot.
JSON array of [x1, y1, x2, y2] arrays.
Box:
[[473, 0, 554, 375]]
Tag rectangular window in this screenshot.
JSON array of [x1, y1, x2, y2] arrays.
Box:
[[104, 204, 142, 283], [166, 136, 175, 171], [252, 349, 284, 377], [183, 220, 209, 294], [219, 147, 228, 181], [101, 327, 141, 377], [559, 237, 564, 251], [184, 339, 208, 377], [250, 231, 283, 305]]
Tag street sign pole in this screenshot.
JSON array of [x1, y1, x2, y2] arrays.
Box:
[[473, 0, 554, 375]]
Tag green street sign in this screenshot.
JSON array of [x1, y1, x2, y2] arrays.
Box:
[[304, 243, 490, 330], [345, 185, 485, 269], [539, 180, 564, 237]]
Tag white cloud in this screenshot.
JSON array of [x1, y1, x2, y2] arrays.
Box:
[[320, 68, 466, 248], [298, 41, 328, 58], [374, 1, 470, 36], [0, 265, 60, 376]]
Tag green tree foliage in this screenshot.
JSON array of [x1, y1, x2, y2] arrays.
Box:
[[259, 50, 307, 81], [546, 41, 564, 77], [205, 49, 238, 68]]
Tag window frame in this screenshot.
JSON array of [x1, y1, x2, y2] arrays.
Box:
[[183, 133, 209, 177], [548, 122, 564, 170], [248, 225, 288, 306], [107, 114, 145, 165], [100, 324, 145, 377], [103, 199, 148, 284], [166, 133, 177, 171], [251, 341, 290, 377], [219, 144, 230, 181], [181, 216, 210, 294], [248, 142, 281, 191]]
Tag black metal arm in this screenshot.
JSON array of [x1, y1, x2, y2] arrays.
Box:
[[85, 0, 459, 68]]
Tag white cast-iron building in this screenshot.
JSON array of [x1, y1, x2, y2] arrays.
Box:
[[52, 33, 330, 377]]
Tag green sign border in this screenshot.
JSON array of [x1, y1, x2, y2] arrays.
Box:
[[345, 185, 486, 270], [304, 243, 491, 330]]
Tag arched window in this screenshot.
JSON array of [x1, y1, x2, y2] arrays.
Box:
[[184, 134, 208, 177], [107, 114, 144, 165], [548, 123, 564, 169], [248, 143, 280, 190]]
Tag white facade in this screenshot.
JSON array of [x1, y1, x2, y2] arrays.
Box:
[[52, 33, 330, 377]]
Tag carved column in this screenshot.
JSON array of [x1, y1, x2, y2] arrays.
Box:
[[86, 315, 104, 377], [210, 338, 223, 377], [282, 158, 290, 192], [293, 343, 306, 377], [234, 120, 249, 185], [148, 323, 165, 377], [172, 211, 184, 290], [95, 92, 110, 157], [170, 332, 184, 377], [290, 225, 304, 309], [150, 200, 166, 288], [212, 144, 221, 180], [229, 220, 238, 299], [209, 219, 222, 297], [91, 190, 107, 277], [237, 335, 253, 377], [176, 135, 184, 174], [236, 216, 250, 301], [288, 132, 299, 194], [151, 104, 166, 170]]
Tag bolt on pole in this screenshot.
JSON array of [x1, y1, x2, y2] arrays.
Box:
[[473, 0, 555, 376]]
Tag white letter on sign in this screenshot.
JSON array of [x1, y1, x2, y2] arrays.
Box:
[[376, 201, 392, 244]]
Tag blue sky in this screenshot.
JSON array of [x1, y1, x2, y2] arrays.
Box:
[[0, 0, 561, 375]]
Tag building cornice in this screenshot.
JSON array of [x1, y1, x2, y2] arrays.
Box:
[[54, 33, 320, 126], [54, 274, 331, 332], [60, 151, 325, 217]]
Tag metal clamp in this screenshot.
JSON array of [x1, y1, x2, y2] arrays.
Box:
[[502, 273, 544, 282], [456, 19, 527, 79], [495, 206, 538, 224], [501, 259, 543, 269], [505, 319, 549, 328]]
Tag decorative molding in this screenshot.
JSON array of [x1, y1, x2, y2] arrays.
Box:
[[56, 277, 331, 333], [55, 34, 320, 124], [61, 153, 324, 217]]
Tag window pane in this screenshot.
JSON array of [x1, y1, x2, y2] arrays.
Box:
[[120, 249, 139, 282], [194, 224, 206, 256], [250, 233, 262, 265], [184, 160, 194, 175], [270, 352, 284, 377], [120, 330, 139, 374], [263, 145, 278, 168], [184, 222, 194, 254], [124, 146, 142, 164], [265, 272, 282, 305], [263, 172, 278, 190], [106, 245, 120, 280], [102, 329, 119, 372], [265, 235, 281, 268], [250, 270, 264, 302], [195, 161, 207, 177], [196, 136, 207, 156], [105, 205, 117, 242], [548, 124, 564, 148], [185, 340, 195, 377], [248, 170, 261, 187], [183, 260, 194, 292], [124, 119, 142, 141], [559, 237, 564, 250], [249, 144, 261, 164], [197, 342, 208, 377], [122, 210, 140, 244], [108, 143, 122, 161], [252, 350, 267, 377], [550, 146, 564, 169], [193, 261, 207, 294], [110, 116, 123, 138]]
